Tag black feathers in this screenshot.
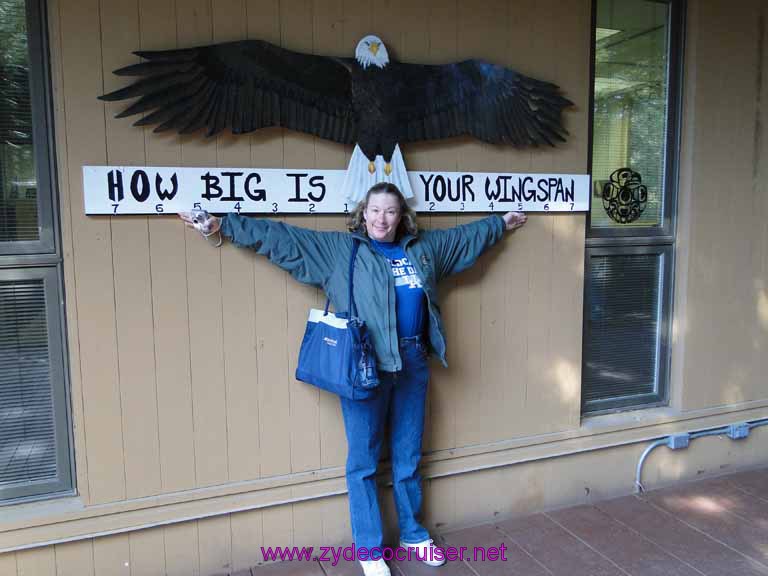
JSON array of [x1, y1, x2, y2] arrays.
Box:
[[100, 39, 572, 154], [387, 59, 572, 147], [100, 41, 357, 143]]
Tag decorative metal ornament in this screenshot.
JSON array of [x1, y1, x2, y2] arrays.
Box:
[[601, 168, 648, 224], [99, 35, 573, 203]]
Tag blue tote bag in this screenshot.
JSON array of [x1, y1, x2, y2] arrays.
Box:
[[295, 240, 380, 400]]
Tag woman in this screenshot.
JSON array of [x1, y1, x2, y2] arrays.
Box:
[[180, 183, 526, 576]]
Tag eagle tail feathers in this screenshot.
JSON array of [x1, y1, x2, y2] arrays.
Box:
[[341, 144, 413, 204]]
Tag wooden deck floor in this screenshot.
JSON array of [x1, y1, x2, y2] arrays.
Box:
[[225, 467, 768, 576]]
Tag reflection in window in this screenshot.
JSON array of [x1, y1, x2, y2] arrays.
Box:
[[0, 0, 38, 243], [592, 0, 669, 229]]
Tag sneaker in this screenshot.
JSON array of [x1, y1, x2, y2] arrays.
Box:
[[399, 539, 446, 567], [360, 559, 391, 576]]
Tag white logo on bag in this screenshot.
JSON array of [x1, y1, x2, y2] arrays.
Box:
[[323, 337, 338, 347]]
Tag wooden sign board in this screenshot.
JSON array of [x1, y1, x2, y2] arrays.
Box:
[[83, 166, 590, 215]]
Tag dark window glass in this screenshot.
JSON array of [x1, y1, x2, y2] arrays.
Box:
[[0, 279, 58, 487], [583, 253, 665, 410], [0, 0, 38, 243]]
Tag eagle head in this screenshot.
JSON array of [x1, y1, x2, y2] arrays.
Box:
[[355, 35, 389, 69]]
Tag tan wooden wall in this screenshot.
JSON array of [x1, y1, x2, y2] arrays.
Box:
[[673, 0, 768, 411], [52, 0, 590, 507], [1, 0, 768, 574]]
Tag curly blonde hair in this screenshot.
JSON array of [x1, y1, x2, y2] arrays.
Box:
[[347, 183, 419, 239]]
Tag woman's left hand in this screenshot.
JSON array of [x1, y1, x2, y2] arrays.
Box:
[[502, 211, 527, 232]]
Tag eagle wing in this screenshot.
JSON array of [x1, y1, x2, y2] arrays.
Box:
[[388, 59, 572, 147], [99, 40, 358, 142]]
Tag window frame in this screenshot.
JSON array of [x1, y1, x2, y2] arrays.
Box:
[[582, 0, 685, 415], [0, 0, 74, 504], [582, 244, 675, 414]]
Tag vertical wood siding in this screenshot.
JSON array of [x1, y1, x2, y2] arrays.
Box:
[[676, 0, 768, 410], [54, 0, 590, 507], [9, 0, 768, 573]]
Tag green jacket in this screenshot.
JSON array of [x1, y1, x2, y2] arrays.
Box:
[[221, 213, 506, 372]]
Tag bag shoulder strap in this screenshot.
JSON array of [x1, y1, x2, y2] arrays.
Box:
[[347, 239, 360, 317]]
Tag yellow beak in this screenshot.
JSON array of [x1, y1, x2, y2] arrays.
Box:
[[369, 42, 380, 56]]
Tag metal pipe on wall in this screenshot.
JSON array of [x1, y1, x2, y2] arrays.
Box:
[[635, 417, 768, 492]]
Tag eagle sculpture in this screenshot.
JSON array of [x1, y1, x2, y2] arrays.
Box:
[[100, 35, 572, 202]]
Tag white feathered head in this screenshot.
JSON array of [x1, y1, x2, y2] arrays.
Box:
[[355, 35, 389, 69]]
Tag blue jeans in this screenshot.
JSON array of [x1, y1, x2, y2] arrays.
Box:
[[340, 336, 431, 551]]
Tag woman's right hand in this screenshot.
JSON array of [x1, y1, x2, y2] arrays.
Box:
[[178, 211, 221, 236]]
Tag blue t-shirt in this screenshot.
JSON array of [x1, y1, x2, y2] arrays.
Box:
[[370, 240, 426, 338]]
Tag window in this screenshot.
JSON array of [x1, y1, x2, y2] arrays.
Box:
[[0, 0, 72, 503], [582, 0, 684, 414]]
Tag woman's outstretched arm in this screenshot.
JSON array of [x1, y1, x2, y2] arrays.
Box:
[[422, 211, 527, 280], [179, 212, 350, 287]]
